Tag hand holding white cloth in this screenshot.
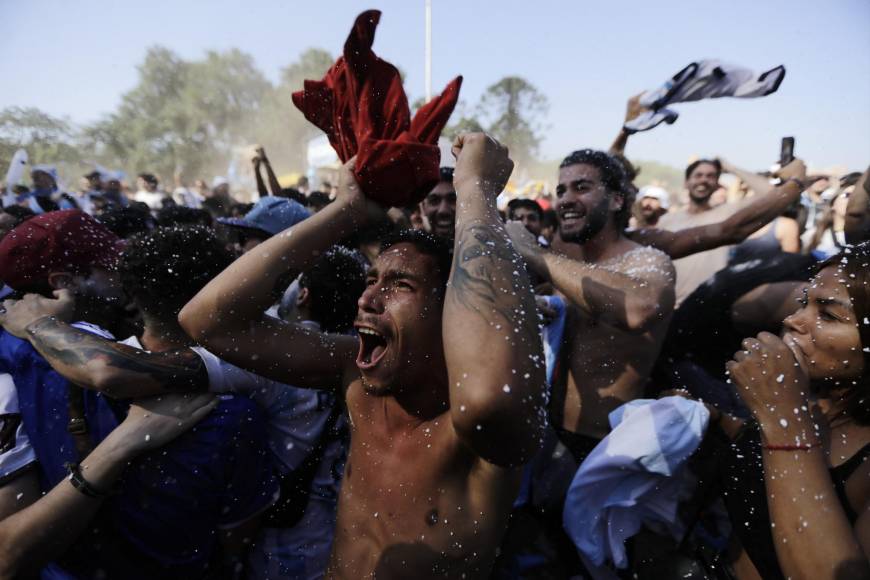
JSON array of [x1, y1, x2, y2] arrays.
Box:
[[624, 60, 786, 134], [563, 396, 710, 570]]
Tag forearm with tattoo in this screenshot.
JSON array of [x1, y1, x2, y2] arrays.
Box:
[[450, 222, 539, 331], [26, 317, 208, 398]]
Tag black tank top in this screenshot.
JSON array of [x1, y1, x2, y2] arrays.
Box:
[[722, 423, 870, 580]]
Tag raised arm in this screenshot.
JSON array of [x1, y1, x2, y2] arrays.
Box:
[[257, 147, 284, 197], [0, 292, 207, 398], [179, 158, 366, 389], [629, 159, 807, 259], [508, 223, 674, 333], [252, 153, 268, 198], [444, 134, 547, 468], [728, 333, 870, 580], [0, 393, 216, 580], [608, 94, 645, 156], [719, 158, 774, 196]]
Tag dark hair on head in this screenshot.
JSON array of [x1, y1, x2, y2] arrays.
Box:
[[279, 188, 307, 204], [346, 215, 399, 249], [138, 173, 158, 186], [299, 246, 367, 333], [228, 202, 253, 218], [120, 225, 233, 319], [379, 228, 453, 292], [202, 197, 230, 218], [560, 148, 635, 229], [817, 241, 870, 424], [3, 205, 36, 225], [156, 205, 213, 228], [507, 198, 543, 221], [684, 159, 722, 181], [33, 197, 59, 213], [306, 191, 331, 209], [841, 172, 863, 188], [542, 208, 559, 229], [439, 167, 454, 183], [611, 153, 639, 183], [97, 206, 153, 239]]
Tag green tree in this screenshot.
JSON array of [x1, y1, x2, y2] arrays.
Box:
[[83, 46, 270, 181], [477, 76, 548, 169], [0, 107, 82, 172], [253, 48, 335, 174]]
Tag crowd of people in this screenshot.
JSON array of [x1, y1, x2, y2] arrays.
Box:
[[0, 102, 868, 580]]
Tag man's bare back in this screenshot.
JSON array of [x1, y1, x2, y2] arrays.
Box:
[[327, 380, 520, 578]]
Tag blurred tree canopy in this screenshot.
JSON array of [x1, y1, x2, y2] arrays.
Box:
[[2, 49, 672, 191], [0, 107, 81, 169], [477, 76, 548, 170]]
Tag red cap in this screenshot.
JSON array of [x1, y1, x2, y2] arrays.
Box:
[[0, 210, 121, 291]]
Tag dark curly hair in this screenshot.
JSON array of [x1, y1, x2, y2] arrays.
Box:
[[818, 242, 870, 425], [379, 228, 453, 292], [98, 206, 154, 239], [156, 205, 213, 228], [684, 158, 722, 181], [120, 225, 233, 318], [299, 246, 367, 333], [560, 149, 635, 229]]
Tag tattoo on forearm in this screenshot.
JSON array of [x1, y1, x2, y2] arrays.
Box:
[[449, 223, 536, 327], [27, 317, 207, 393]]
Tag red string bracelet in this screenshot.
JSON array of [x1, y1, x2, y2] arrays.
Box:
[[762, 442, 820, 451]]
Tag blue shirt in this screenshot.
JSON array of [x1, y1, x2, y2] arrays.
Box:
[[0, 328, 279, 578]]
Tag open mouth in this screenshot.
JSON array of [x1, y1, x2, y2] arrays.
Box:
[[356, 326, 389, 369]]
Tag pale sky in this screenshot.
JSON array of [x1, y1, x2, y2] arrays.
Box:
[[1, 0, 868, 172]]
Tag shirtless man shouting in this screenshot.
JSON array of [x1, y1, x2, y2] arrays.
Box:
[[179, 133, 547, 578]]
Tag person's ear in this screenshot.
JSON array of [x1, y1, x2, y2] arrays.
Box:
[[610, 192, 625, 213], [296, 286, 310, 308], [47, 272, 75, 291]]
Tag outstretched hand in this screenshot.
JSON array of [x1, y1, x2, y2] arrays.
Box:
[[624, 93, 647, 124], [0, 289, 75, 339], [451, 132, 514, 199]]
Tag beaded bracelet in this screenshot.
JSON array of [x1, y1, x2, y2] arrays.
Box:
[[65, 462, 110, 499]]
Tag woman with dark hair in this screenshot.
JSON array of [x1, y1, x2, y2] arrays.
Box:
[[720, 241, 870, 579]]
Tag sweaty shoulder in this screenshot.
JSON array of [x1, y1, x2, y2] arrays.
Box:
[[606, 244, 676, 286]]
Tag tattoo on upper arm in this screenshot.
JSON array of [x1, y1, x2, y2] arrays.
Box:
[[27, 318, 207, 392], [449, 223, 535, 326]]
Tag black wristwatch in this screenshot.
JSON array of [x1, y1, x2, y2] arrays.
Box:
[[65, 462, 110, 499]]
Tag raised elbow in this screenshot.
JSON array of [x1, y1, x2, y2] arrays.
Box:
[[624, 301, 662, 333], [178, 302, 212, 343]]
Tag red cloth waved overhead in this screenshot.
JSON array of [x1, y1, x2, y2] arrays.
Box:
[[292, 10, 462, 207]]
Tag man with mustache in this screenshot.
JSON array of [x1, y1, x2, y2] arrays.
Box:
[[180, 133, 548, 579], [507, 148, 676, 461]]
